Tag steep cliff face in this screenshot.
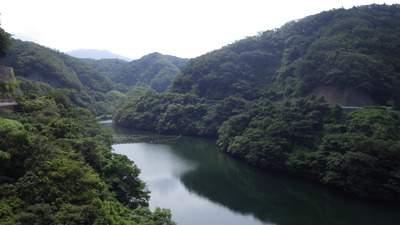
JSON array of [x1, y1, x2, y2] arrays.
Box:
[[312, 86, 379, 107], [0, 64, 18, 113], [0, 64, 13, 81], [0, 64, 18, 101]]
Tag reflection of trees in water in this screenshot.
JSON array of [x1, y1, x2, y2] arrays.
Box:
[[113, 134, 181, 144], [103, 124, 400, 225], [102, 122, 182, 144], [175, 137, 400, 225]]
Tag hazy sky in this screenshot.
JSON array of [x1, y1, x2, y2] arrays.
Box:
[[1, 0, 399, 59]]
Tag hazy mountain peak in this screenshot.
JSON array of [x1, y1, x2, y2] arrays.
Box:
[[66, 49, 132, 61]]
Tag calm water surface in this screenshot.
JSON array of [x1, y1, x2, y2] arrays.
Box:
[[101, 121, 400, 225]]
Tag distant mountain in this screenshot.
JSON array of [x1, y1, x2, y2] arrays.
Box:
[[110, 52, 189, 92], [66, 49, 132, 61]]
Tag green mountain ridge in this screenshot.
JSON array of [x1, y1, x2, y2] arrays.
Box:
[[79, 58, 129, 77], [170, 4, 400, 106], [4, 40, 123, 115], [114, 4, 400, 201], [110, 52, 189, 92], [4, 41, 188, 115], [6, 40, 114, 92]]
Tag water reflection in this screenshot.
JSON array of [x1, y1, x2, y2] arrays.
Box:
[[113, 142, 268, 225], [103, 122, 400, 225], [172, 136, 400, 225]]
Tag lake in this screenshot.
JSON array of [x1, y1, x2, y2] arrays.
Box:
[[101, 121, 400, 225]]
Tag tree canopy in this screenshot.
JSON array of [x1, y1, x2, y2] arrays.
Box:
[[0, 91, 175, 224], [4, 40, 127, 116], [114, 4, 400, 201], [110, 52, 188, 93]]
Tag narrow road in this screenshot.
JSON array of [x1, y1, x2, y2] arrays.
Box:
[[0, 102, 18, 106]]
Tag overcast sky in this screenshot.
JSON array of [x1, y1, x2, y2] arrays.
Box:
[[1, 0, 399, 59]]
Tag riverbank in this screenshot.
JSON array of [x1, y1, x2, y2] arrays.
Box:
[[102, 122, 400, 225]]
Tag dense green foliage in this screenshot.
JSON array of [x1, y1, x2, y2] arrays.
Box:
[[80, 58, 128, 78], [114, 90, 248, 137], [171, 4, 400, 105], [110, 53, 188, 93], [218, 98, 400, 199], [4, 40, 126, 116], [0, 93, 175, 224], [0, 26, 12, 59], [15, 76, 54, 99], [277, 5, 400, 104], [171, 39, 279, 100], [1, 25, 175, 223], [4, 42, 188, 115], [2, 5, 400, 221], [115, 4, 400, 201]]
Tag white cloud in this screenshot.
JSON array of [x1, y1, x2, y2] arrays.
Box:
[[1, 0, 399, 59]]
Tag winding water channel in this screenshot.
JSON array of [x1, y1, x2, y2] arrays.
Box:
[[101, 121, 400, 225]]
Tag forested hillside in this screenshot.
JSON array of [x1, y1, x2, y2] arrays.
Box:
[[114, 4, 400, 201], [80, 58, 128, 78], [0, 27, 175, 224], [4, 42, 188, 114], [0, 98, 175, 224], [172, 4, 400, 105], [110, 53, 189, 92], [5, 40, 126, 116]]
